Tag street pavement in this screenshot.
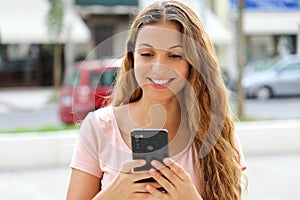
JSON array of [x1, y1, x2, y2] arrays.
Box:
[[0, 87, 64, 130], [1, 87, 300, 199], [0, 87, 57, 113]]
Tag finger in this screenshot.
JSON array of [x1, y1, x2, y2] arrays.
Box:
[[163, 158, 191, 182], [132, 182, 150, 193], [146, 181, 161, 189], [121, 159, 146, 173], [149, 168, 174, 192], [132, 182, 161, 193], [132, 192, 152, 199], [151, 160, 182, 187], [146, 184, 167, 199], [131, 172, 154, 182]]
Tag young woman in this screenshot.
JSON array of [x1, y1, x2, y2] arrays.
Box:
[[67, 1, 247, 199]]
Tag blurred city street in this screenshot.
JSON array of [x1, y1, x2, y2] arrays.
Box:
[[0, 88, 64, 131], [1, 87, 300, 131], [1, 0, 300, 199]]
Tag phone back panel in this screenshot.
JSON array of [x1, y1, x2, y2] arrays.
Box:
[[131, 129, 169, 171]]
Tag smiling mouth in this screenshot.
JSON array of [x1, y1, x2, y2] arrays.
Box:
[[147, 78, 174, 85]]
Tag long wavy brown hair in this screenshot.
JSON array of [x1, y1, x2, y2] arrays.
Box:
[[111, 0, 247, 199]]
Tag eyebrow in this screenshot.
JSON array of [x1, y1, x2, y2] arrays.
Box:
[[168, 44, 183, 49], [137, 43, 183, 50]]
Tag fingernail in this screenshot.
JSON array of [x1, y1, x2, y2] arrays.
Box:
[[149, 168, 156, 175], [139, 160, 146, 165], [151, 160, 158, 166], [163, 158, 170, 164]]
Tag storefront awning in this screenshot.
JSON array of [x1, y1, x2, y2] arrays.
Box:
[[0, 0, 91, 44], [244, 12, 300, 35]]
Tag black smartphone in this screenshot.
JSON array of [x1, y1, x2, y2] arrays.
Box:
[[131, 128, 169, 172]]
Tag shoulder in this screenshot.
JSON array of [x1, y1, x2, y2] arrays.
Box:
[[75, 106, 117, 157], [81, 106, 115, 129], [94, 105, 114, 119]]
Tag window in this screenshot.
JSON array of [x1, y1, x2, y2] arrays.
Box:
[[65, 69, 80, 87], [89, 69, 118, 87]]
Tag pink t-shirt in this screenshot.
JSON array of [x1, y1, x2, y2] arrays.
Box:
[[70, 106, 246, 190]]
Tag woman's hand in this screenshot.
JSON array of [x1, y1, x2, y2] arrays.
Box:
[[146, 158, 203, 200], [92, 160, 160, 200]]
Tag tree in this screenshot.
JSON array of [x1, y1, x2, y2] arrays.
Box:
[[47, 0, 64, 89], [236, 0, 246, 118]]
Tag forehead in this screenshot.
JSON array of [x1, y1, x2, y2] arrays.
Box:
[[135, 22, 182, 49]]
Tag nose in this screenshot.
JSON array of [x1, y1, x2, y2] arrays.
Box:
[[152, 54, 169, 74]]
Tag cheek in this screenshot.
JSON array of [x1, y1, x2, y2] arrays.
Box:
[[175, 63, 190, 79], [133, 56, 146, 85], [182, 68, 190, 79], [134, 66, 147, 86], [173, 64, 190, 89]]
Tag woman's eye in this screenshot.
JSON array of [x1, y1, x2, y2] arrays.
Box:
[[169, 54, 182, 59], [140, 53, 153, 57]]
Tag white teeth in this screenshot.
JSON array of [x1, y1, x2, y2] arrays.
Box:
[[151, 78, 171, 85]]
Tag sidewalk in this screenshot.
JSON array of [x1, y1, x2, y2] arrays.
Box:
[[0, 166, 70, 200], [243, 153, 300, 200]]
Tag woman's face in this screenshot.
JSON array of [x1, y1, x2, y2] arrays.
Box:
[[134, 22, 190, 102]]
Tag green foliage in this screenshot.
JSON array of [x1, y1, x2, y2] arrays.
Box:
[[0, 124, 76, 134], [47, 0, 64, 39]]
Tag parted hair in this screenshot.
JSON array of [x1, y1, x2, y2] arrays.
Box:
[[111, 0, 247, 199]]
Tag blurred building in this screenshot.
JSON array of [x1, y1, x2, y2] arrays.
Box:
[[73, 0, 138, 59], [4, 0, 299, 88], [230, 0, 300, 63], [0, 0, 238, 87], [0, 0, 91, 87]]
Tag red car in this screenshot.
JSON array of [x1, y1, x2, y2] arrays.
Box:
[[58, 59, 121, 124]]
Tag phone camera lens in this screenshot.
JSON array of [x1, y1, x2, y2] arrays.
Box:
[[146, 145, 154, 151]]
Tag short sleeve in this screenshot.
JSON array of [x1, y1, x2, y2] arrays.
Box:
[[69, 113, 103, 178], [70, 138, 102, 178]]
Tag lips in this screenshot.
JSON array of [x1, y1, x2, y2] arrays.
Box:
[[147, 77, 174, 88]]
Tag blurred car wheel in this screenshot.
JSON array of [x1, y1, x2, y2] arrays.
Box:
[[256, 86, 272, 100]]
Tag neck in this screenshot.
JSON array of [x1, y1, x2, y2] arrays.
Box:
[[129, 96, 182, 138]]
